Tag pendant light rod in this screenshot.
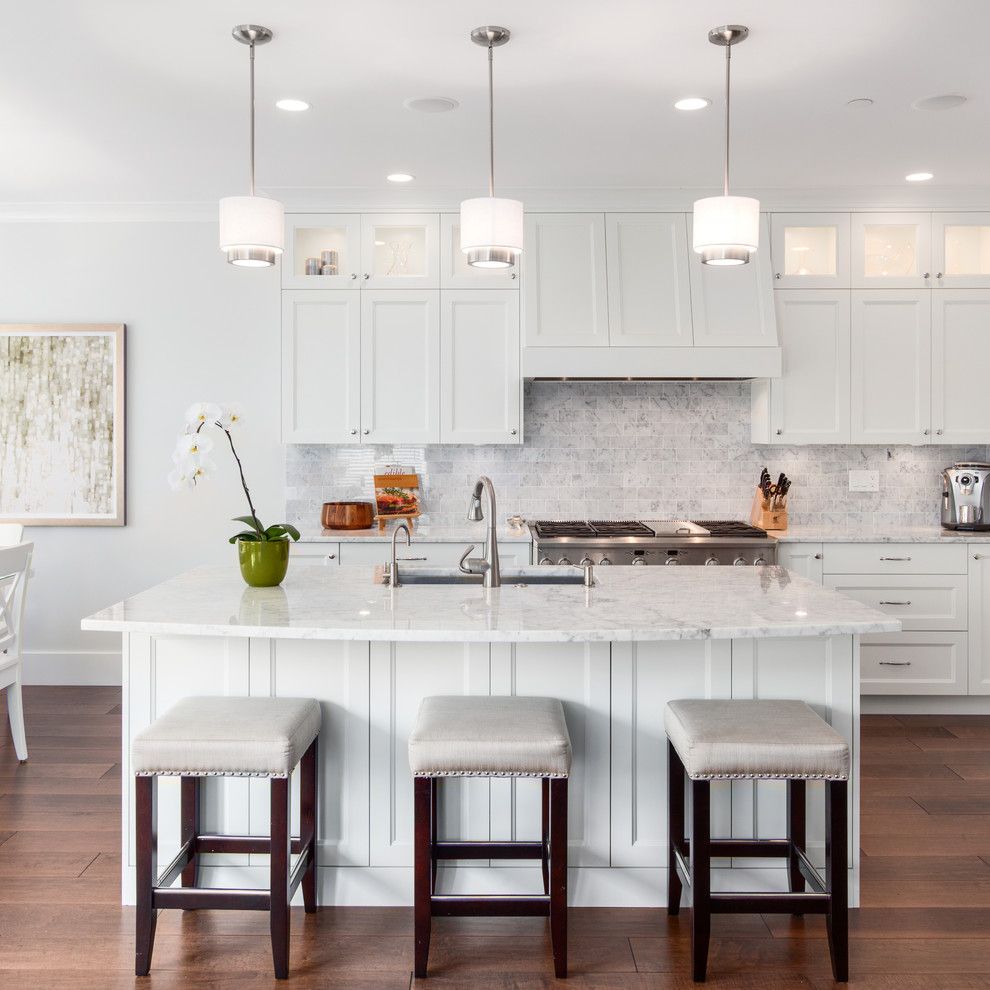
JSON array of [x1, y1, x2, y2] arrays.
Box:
[[707, 25, 748, 197], [249, 40, 256, 195], [231, 25, 273, 197], [487, 42, 495, 197], [722, 42, 731, 196]]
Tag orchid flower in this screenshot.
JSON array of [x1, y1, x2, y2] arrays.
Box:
[[218, 403, 245, 430], [174, 432, 214, 459], [185, 402, 222, 430]]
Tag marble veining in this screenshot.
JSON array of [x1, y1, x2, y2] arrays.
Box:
[[81, 564, 899, 643]]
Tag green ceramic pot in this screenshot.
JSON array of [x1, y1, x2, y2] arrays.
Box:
[[238, 539, 290, 588]]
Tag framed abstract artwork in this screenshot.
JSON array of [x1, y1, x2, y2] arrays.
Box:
[[0, 324, 125, 526]]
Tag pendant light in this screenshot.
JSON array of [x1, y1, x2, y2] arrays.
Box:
[[460, 26, 523, 269], [692, 25, 759, 266], [219, 25, 284, 268]]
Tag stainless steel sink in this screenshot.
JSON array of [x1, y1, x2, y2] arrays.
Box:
[[383, 567, 589, 587]]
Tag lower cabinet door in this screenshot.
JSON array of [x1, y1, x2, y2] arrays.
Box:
[[777, 543, 824, 583], [824, 574, 968, 631], [968, 547, 990, 694], [860, 631, 968, 695]]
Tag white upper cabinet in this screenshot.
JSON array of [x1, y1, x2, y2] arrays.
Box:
[[850, 290, 932, 444], [851, 213, 933, 288], [360, 290, 440, 443], [933, 213, 990, 288], [283, 214, 362, 289], [769, 290, 851, 444], [688, 214, 776, 346], [281, 291, 361, 443], [439, 214, 519, 289], [360, 214, 440, 289], [605, 214, 693, 346], [440, 290, 521, 444], [523, 214, 609, 346], [770, 213, 850, 288], [932, 290, 990, 443]]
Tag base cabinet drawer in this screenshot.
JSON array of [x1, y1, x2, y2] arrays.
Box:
[[291, 543, 340, 564], [823, 543, 968, 575], [860, 632, 968, 695], [824, 574, 967, 630]]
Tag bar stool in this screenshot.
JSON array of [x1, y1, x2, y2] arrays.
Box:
[[665, 699, 849, 983], [408, 695, 571, 979], [132, 696, 322, 980]]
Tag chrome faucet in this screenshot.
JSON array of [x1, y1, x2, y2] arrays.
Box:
[[387, 522, 412, 588], [463, 476, 501, 588]]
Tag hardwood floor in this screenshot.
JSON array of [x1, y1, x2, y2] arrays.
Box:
[[0, 688, 988, 988]]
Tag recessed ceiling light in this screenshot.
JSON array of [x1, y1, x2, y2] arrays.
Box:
[[905, 171, 934, 182], [386, 173, 415, 183], [404, 97, 460, 114], [913, 94, 966, 111], [674, 96, 710, 111], [846, 97, 874, 108], [275, 98, 310, 112]]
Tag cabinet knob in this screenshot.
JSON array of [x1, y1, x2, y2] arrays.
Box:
[[775, 429, 783, 436], [510, 272, 518, 280], [774, 272, 782, 279], [327, 553, 336, 560], [936, 272, 944, 279], [510, 428, 518, 436], [350, 273, 358, 280], [363, 273, 370, 280], [350, 429, 357, 435], [975, 553, 984, 560], [923, 429, 931, 436], [923, 272, 931, 279], [363, 428, 370, 435], [936, 429, 944, 436], [814, 553, 823, 560]]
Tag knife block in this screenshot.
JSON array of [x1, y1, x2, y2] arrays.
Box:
[[750, 487, 788, 532]]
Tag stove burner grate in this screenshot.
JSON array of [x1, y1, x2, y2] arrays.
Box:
[[692, 520, 768, 538]]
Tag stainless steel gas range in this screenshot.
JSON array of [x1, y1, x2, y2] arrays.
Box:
[[528, 520, 776, 567]]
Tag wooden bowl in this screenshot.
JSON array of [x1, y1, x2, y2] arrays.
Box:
[[321, 501, 374, 531]]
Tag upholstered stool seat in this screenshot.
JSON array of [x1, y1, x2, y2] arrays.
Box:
[[665, 698, 849, 984], [133, 696, 321, 981], [409, 695, 571, 979]]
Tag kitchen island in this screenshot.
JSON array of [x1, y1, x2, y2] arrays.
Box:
[[82, 564, 898, 909]]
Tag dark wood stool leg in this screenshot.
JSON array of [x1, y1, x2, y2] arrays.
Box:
[[180, 776, 200, 894], [787, 779, 806, 913], [667, 740, 685, 915], [270, 777, 292, 979], [135, 775, 158, 977], [541, 777, 550, 895], [690, 779, 711, 983], [549, 777, 568, 979], [431, 777, 439, 893], [414, 776, 433, 978], [826, 780, 849, 983], [301, 739, 318, 913]]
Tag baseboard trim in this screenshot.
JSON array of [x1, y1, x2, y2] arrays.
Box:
[[862, 695, 990, 715], [21, 650, 121, 686]]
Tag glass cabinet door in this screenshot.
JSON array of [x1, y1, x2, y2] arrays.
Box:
[[282, 214, 362, 289], [439, 214, 519, 288], [770, 213, 849, 288], [360, 214, 439, 288], [933, 213, 990, 288], [851, 213, 932, 288]]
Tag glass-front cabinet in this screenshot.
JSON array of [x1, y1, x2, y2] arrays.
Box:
[[933, 213, 990, 288], [440, 214, 519, 289], [360, 213, 439, 289], [282, 214, 362, 289], [770, 213, 850, 288], [851, 213, 932, 288]]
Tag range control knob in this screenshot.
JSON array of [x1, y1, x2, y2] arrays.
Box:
[[733, 557, 747, 566], [665, 557, 679, 565], [631, 557, 647, 566], [599, 556, 613, 565], [704, 556, 720, 566], [538, 556, 554, 566], [753, 557, 768, 566], [557, 556, 573, 566], [580, 556, 594, 566]]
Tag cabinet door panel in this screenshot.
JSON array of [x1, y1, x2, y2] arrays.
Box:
[[968, 548, 990, 695], [360, 214, 439, 289], [689, 215, 776, 346], [933, 213, 990, 288], [850, 290, 931, 444], [932, 291, 990, 443], [440, 214, 519, 289], [770, 213, 850, 289], [281, 291, 361, 443], [283, 213, 362, 289], [777, 543, 824, 583], [861, 632, 968, 695], [440, 290, 521, 444], [523, 214, 608, 346], [851, 213, 932, 288], [360, 290, 440, 443], [606, 214, 692, 346], [771, 290, 850, 443]]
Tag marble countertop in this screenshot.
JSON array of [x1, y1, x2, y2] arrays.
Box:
[[81, 564, 898, 644], [771, 525, 990, 544], [298, 524, 532, 544]]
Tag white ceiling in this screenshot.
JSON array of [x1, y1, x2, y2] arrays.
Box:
[[4, 1, 989, 206]]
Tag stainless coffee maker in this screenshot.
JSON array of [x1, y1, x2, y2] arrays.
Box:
[[942, 462, 990, 531]]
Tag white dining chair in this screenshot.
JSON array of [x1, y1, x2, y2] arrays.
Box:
[[0, 543, 32, 762], [0, 524, 24, 546]]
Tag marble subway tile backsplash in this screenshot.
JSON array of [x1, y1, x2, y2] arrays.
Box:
[[285, 382, 986, 532]]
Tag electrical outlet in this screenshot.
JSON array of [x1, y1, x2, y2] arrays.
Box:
[[848, 470, 880, 493]]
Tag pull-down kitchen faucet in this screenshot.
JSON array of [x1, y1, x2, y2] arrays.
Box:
[[461, 476, 501, 588]]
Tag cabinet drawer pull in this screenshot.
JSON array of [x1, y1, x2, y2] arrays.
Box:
[[327, 553, 336, 560], [879, 556, 912, 562], [397, 556, 428, 561], [878, 600, 911, 606], [878, 660, 912, 666], [814, 553, 823, 560]]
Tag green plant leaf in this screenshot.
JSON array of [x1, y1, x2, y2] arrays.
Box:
[[264, 525, 288, 540], [281, 524, 301, 542], [232, 514, 264, 535], [229, 531, 262, 544]]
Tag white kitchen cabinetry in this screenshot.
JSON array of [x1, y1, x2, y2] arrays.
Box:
[[360, 214, 440, 289], [360, 290, 440, 443], [777, 543, 824, 583], [763, 290, 851, 444], [851, 213, 932, 289], [689, 215, 776, 346], [932, 213, 990, 289], [440, 214, 519, 289], [440, 290, 521, 444], [605, 214, 692, 346], [282, 214, 363, 289], [932, 290, 990, 444], [968, 548, 990, 694], [523, 213, 609, 346], [860, 632, 968, 695], [770, 213, 850, 289], [281, 291, 362, 443], [850, 290, 932, 444]]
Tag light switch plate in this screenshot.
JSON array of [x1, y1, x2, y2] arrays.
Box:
[[849, 470, 880, 493]]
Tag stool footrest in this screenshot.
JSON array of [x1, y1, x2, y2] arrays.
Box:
[[195, 833, 308, 855], [154, 887, 271, 911], [431, 895, 550, 917], [711, 892, 829, 914], [434, 841, 544, 861]]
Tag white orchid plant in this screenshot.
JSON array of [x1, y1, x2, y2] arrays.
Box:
[[169, 402, 300, 546]]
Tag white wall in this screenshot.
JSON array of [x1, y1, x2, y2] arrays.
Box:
[[0, 220, 282, 684]]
